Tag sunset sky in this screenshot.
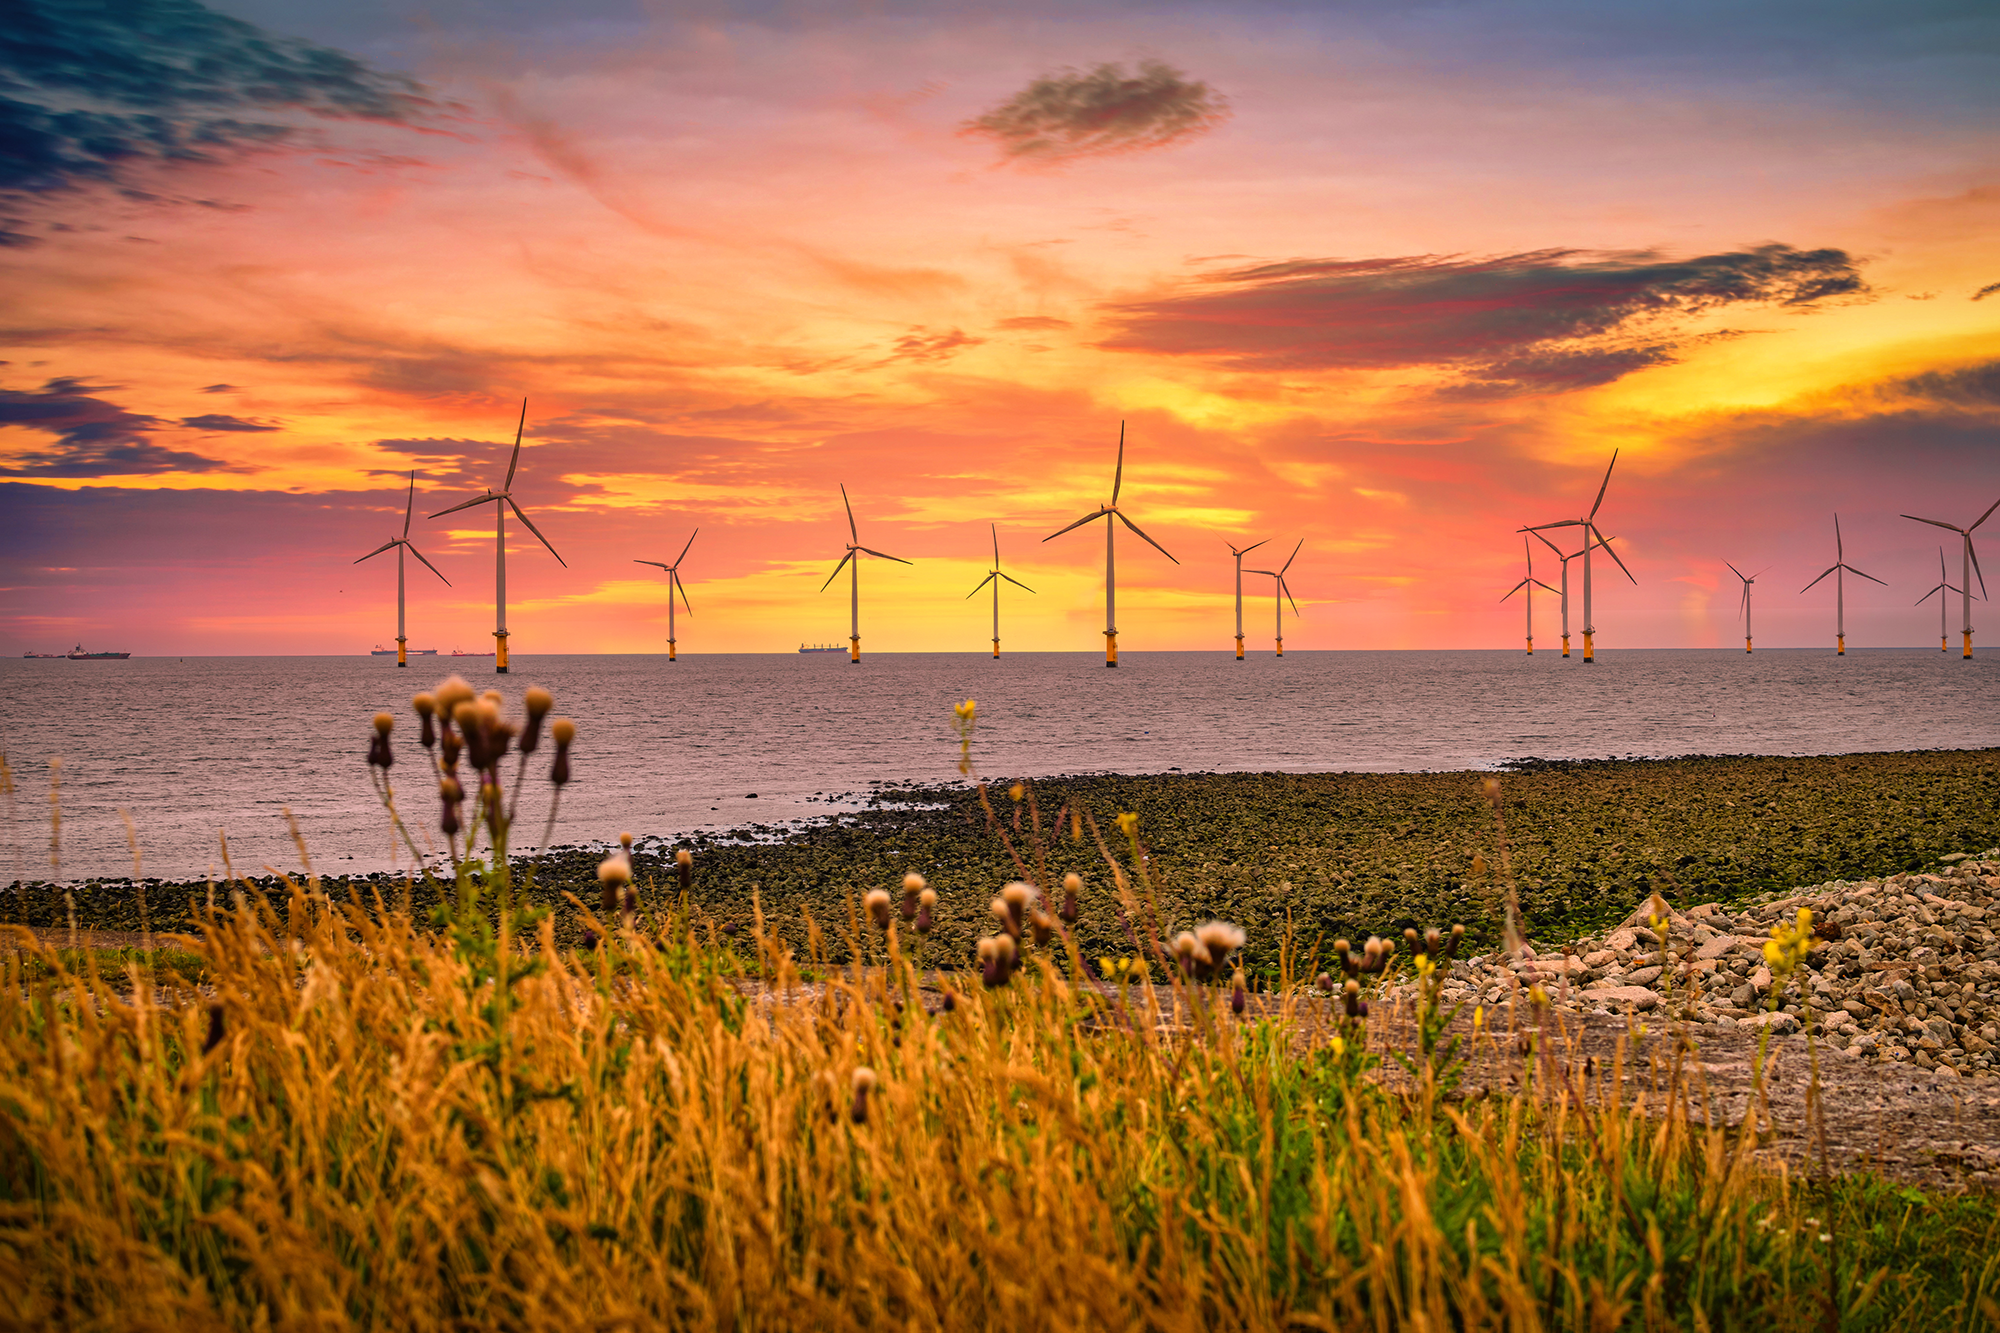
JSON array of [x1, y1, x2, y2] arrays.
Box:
[[2, 0, 1996, 655]]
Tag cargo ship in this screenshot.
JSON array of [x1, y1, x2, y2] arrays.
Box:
[[21, 651, 62, 658], [450, 648, 495, 657], [66, 645, 130, 660], [372, 645, 438, 656], [798, 642, 847, 654]]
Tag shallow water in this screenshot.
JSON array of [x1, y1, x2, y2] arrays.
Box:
[[3, 648, 1996, 881]]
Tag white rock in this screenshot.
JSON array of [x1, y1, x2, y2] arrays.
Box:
[[1739, 1012, 1800, 1035], [1585, 985, 1661, 1011]]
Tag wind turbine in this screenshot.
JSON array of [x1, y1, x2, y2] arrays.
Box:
[[1724, 562, 1763, 654], [354, 470, 450, 667], [1526, 529, 1613, 658], [1800, 514, 1883, 656], [1523, 451, 1634, 663], [1501, 535, 1556, 654], [1226, 538, 1268, 659], [821, 485, 910, 663], [1902, 498, 1998, 659], [634, 529, 698, 662], [966, 524, 1034, 658], [1043, 422, 1179, 667], [1245, 539, 1303, 657], [1915, 546, 1972, 654], [429, 400, 566, 674]]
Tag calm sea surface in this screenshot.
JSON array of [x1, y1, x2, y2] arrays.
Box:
[[3, 649, 1997, 882]]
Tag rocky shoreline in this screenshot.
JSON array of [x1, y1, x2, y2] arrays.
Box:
[[1407, 850, 2000, 1078]]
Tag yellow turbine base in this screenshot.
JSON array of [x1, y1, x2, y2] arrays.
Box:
[[1561, 635, 1570, 658], [396, 637, 407, 668], [1235, 636, 1244, 660], [1746, 638, 1752, 654], [992, 639, 1000, 659], [1525, 637, 1533, 655], [667, 639, 677, 662], [1965, 631, 1974, 660], [1582, 631, 1594, 663], [495, 631, 509, 674], [1106, 631, 1118, 668], [1275, 640, 1284, 658], [1837, 634, 1845, 656], [849, 635, 860, 664]]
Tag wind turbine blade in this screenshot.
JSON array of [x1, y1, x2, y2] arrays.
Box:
[[1115, 510, 1178, 564], [1280, 537, 1303, 575], [1000, 572, 1035, 593], [1589, 526, 1637, 583], [820, 549, 854, 591], [1800, 566, 1837, 593], [1111, 421, 1125, 505], [1916, 586, 1941, 606], [1279, 577, 1299, 615], [403, 470, 416, 537], [1739, 586, 1749, 619], [1902, 514, 1963, 534], [674, 570, 693, 614], [966, 572, 997, 598], [1588, 449, 1618, 519], [674, 527, 699, 566], [1234, 537, 1268, 558], [1501, 580, 1527, 601], [407, 543, 451, 586], [857, 546, 913, 565], [634, 559, 670, 570], [841, 484, 857, 544], [1043, 510, 1109, 541], [354, 540, 398, 563], [1846, 564, 1887, 587], [1971, 496, 2000, 533], [1834, 512, 1843, 559], [1523, 520, 1583, 533], [428, 492, 497, 519], [504, 399, 526, 490], [1532, 579, 1558, 594], [506, 496, 567, 568], [1724, 560, 1747, 583], [1971, 539, 1987, 598], [1528, 528, 1564, 558], [992, 522, 999, 567]]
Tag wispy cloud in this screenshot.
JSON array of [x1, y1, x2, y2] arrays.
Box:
[[1099, 244, 1867, 391], [179, 412, 278, 432], [0, 377, 237, 476], [0, 0, 440, 202], [961, 60, 1229, 166]]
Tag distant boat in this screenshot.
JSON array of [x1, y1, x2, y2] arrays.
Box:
[[371, 645, 438, 656], [22, 651, 62, 658], [799, 642, 847, 654], [451, 648, 495, 657], [66, 644, 130, 660]]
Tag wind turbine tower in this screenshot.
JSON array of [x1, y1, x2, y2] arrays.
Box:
[[354, 470, 450, 666], [1800, 514, 1884, 656], [633, 529, 697, 661], [1245, 540, 1303, 656], [1724, 562, 1762, 653], [1902, 498, 1998, 658], [1524, 452, 1633, 662], [967, 524, 1034, 657], [1501, 535, 1556, 654], [821, 485, 911, 663], [1226, 538, 1268, 660], [428, 401, 566, 673], [1915, 546, 1971, 653], [1043, 422, 1179, 667]]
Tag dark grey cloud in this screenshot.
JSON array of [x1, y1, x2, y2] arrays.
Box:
[[961, 59, 1228, 165], [1100, 244, 1867, 389], [179, 412, 277, 431], [883, 327, 983, 363], [199, 383, 237, 392], [1897, 360, 2000, 409], [0, 376, 235, 476], [1973, 281, 2000, 301], [0, 0, 437, 199]]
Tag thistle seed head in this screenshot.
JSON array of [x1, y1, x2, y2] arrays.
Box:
[[597, 855, 632, 886], [620, 831, 633, 854], [552, 718, 576, 746], [373, 712, 394, 736], [918, 887, 937, 908], [903, 872, 926, 893], [1000, 881, 1034, 910], [1030, 910, 1055, 946], [676, 849, 693, 867], [524, 686, 553, 718], [864, 888, 892, 929], [1063, 872, 1081, 892], [850, 1066, 877, 1124], [1315, 972, 1334, 992], [1230, 970, 1247, 1016], [412, 692, 437, 718], [434, 676, 474, 713]]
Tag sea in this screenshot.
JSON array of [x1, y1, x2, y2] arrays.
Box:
[[3, 649, 1997, 883]]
